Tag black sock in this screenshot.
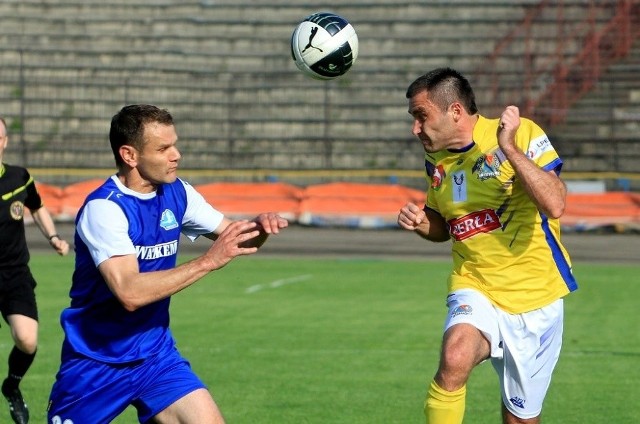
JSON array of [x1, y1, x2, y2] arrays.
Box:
[[3, 347, 36, 391]]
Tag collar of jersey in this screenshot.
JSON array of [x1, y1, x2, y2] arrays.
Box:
[[447, 141, 475, 154]]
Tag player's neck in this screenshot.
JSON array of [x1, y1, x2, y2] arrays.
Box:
[[116, 171, 158, 194]]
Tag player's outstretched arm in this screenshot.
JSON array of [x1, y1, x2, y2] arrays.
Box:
[[99, 220, 261, 311], [398, 202, 450, 242]]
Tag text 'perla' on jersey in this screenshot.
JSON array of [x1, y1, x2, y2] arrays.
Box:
[[425, 115, 578, 314]]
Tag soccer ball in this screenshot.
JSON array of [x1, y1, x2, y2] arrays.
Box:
[[290, 12, 359, 80]]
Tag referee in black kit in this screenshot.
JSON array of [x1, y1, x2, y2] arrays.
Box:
[[0, 116, 69, 424]]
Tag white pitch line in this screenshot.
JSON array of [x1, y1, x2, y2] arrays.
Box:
[[245, 274, 312, 294]]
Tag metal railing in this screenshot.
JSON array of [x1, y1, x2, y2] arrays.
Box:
[[476, 0, 639, 127]]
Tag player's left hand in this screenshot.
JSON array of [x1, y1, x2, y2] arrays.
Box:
[[497, 105, 521, 153], [253, 212, 289, 235]]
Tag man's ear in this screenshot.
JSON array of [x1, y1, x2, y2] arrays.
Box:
[[119, 145, 138, 167], [450, 102, 464, 122]]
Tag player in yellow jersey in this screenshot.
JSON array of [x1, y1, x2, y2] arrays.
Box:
[[398, 68, 578, 424]]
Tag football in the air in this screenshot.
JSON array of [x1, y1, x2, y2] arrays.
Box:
[[290, 12, 359, 80]]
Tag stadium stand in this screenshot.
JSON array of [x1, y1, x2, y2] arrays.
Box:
[[0, 0, 638, 194], [0, 0, 640, 230]]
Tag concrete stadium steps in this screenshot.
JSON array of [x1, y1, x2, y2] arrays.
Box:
[[0, 2, 544, 63], [548, 37, 640, 174], [0, 1, 636, 183], [178, 137, 420, 170], [0, 1, 595, 78]]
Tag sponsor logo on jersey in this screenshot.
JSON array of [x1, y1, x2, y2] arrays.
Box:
[[509, 396, 526, 409], [527, 134, 554, 160], [160, 209, 179, 230], [451, 304, 473, 317], [135, 241, 178, 260], [472, 152, 502, 180], [448, 209, 501, 241], [10, 200, 24, 220]]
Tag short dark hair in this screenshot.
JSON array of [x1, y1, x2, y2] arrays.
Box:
[[406, 67, 478, 115], [109, 104, 174, 167]]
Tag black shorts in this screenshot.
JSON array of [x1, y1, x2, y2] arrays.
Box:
[[0, 266, 38, 322]]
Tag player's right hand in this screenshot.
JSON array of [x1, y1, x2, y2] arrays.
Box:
[[205, 220, 260, 270], [398, 202, 426, 231]]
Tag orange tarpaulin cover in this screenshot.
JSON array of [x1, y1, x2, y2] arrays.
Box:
[[298, 182, 425, 227], [564, 192, 640, 227], [59, 179, 105, 220], [22, 179, 640, 231], [195, 182, 303, 220], [35, 182, 64, 216], [24, 182, 64, 224]]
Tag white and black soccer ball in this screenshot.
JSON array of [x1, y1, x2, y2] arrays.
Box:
[[291, 12, 359, 80]]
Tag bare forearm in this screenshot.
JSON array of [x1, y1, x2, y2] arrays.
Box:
[[107, 256, 214, 311], [505, 148, 566, 218], [104, 220, 265, 311], [497, 106, 566, 219], [31, 207, 57, 238], [414, 220, 450, 242], [32, 207, 70, 254]]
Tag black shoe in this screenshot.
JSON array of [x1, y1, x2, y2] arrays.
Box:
[[2, 384, 28, 424]]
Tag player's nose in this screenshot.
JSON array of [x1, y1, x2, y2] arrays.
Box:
[[171, 147, 181, 162], [411, 120, 422, 137]]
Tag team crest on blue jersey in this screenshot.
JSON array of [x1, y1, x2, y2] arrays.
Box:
[[160, 209, 179, 230], [472, 152, 503, 180]]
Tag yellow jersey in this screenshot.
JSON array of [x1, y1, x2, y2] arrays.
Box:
[[425, 115, 577, 314]]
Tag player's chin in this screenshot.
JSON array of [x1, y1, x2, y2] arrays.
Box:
[[422, 142, 438, 153], [165, 169, 179, 181]]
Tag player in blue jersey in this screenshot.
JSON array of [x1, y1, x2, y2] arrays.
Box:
[[47, 104, 288, 423], [0, 117, 69, 424]]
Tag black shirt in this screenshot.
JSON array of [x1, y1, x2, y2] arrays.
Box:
[[0, 164, 43, 268]]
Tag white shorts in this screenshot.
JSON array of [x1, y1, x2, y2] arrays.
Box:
[[444, 289, 564, 419]]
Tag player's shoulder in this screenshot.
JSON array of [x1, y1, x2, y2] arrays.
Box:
[[518, 116, 544, 132], [2, 163, 30, 178], [515, 117, 548, 149], [85, 177, 121, 201], [476, 114, 543, 131]]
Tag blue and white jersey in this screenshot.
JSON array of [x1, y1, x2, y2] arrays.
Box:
[[60, 175, 224, 363]]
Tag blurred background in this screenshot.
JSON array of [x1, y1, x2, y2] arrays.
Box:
[[1, 0, 639, 231]]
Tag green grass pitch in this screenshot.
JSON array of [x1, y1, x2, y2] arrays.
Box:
[[2, 253, 638, 423]]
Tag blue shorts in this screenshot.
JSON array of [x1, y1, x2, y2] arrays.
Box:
[[47, 342, 207, 423]]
